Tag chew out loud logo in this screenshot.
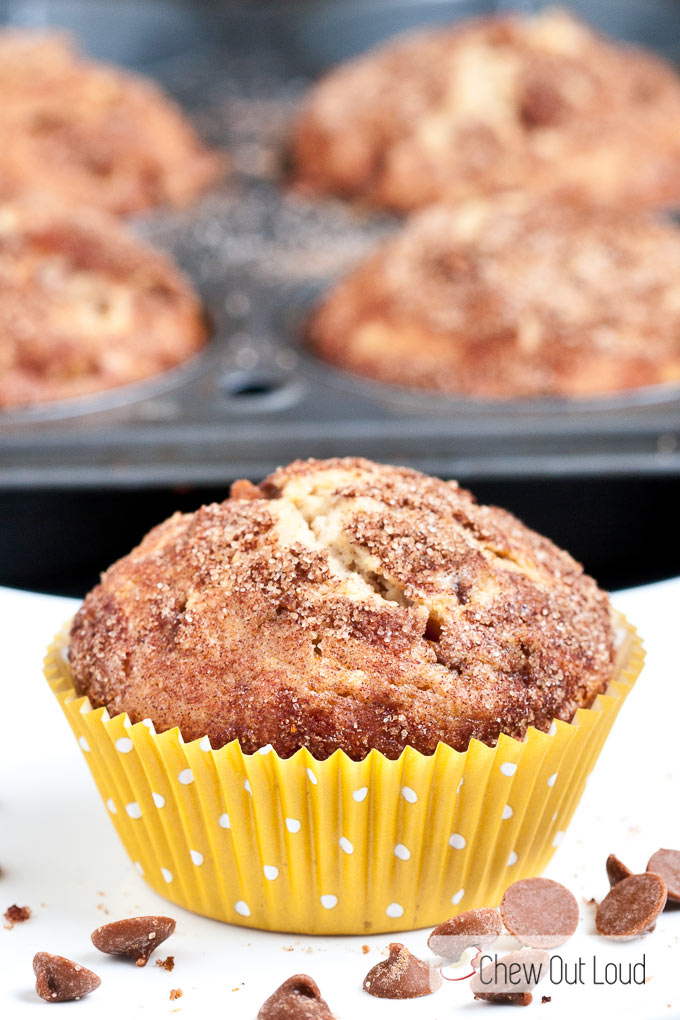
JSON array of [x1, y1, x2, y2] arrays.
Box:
[[476, 952, 648, 990]]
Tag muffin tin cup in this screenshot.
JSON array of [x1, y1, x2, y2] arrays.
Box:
[[44, 613, 643, 935]]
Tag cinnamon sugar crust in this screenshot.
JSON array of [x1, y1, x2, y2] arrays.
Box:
[[0, 199, 207, 408], [291, 9, 680, 212], [0, 31, 221, 215], [308, 196, 680, 398], [70, 458, 615, 760]]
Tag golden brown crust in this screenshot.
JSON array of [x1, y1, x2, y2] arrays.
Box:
[[69, 458, 614, 760], [291, 9, 680, 212], [0, 198, 207, 408], [0, 31, 222, 215], [308, 196, 680, 398]]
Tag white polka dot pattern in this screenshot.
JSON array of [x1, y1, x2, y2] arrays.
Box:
[[235, 900, 250, 917], [161, 868, 173, 883], [178, 768, 194, 785], [401, 786, 417, 803], [263, 865, 279, 881], [451, 889, 465, 905], [386, 902, 404, 918], [190, 849, 204, 866], [219, 813, 230, 829], [115, 737, 133, 754], [339, 837, 354, 855], [507, 851, 518, 867], [125, 802, 142, 819], [352, 787, 368, 803], [106, 798, 116, 814], [394, 844, 410, 861], [152, 792, 165, 808], [320, 895, 337, 910], [78, 736, 90, 752], [285, 818, 301, 833], [449, 833, 466, 850], [500, 762, 517, 777], [502, 804, 514, 820]]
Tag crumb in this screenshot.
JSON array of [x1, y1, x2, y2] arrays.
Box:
[[542, 996, 552, 1004], [584, 897, 597, 906], [282, 945, 294, 952], [4, 904, 30, 929], [169, 988, 183, 1000], [232, 987, 240, 992], [156, 956, 175, 972], [362, 945, 370, 954]]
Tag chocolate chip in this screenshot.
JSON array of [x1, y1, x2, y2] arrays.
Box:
[[476, 991, 533, 1006], [91, 915, 175, 966], [542, 995, 552, 1003], [596, 873, 667, 939], [647, 850, 680, 903], [606, 854, 632, 887], [4, 904, 30, 928], [363, 943, 442, 999], [428, 908, 503, 961], [33, 952, 101, 1003], [258, 974, 335, 1019], [501, 878, 579, 949], [470, 948, 549, 1005]]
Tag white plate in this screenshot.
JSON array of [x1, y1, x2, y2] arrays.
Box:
[[1, 580, 678, 1018]]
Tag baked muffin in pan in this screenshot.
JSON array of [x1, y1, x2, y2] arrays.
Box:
[[0, 198, 207, 409], [308, 195, 680, 399], [0, 30, 221, 215], [291, 8, 680, 212]]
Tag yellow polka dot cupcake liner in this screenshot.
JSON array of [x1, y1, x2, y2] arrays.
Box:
[[44, 613, 643, 935]]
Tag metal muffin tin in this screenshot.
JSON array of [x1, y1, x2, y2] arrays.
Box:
[[1, 0, 680, 488]]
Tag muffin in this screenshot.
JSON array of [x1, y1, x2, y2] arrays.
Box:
[[46, 459, 642, 933], [308, 196, 680, 399], [0, 31, 221, 215], [0, 198, 207, 409], [291, 8, 680, 212], [70, 457, 614, 759]]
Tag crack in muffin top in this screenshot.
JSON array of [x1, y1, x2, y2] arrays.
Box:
[[69, 457, 614, 759]]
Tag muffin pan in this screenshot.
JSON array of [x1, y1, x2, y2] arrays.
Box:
[[1, 0, 680, 487]]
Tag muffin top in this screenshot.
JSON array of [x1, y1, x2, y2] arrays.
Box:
[[308, 195, 680, 398], [291, 8, 680, 211], [70, 458, 615, 760], [0, 31, 221, 215], [0, 198, 206, 409]]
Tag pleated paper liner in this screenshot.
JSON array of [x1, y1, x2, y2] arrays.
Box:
[[44, 612, 643, 935]]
